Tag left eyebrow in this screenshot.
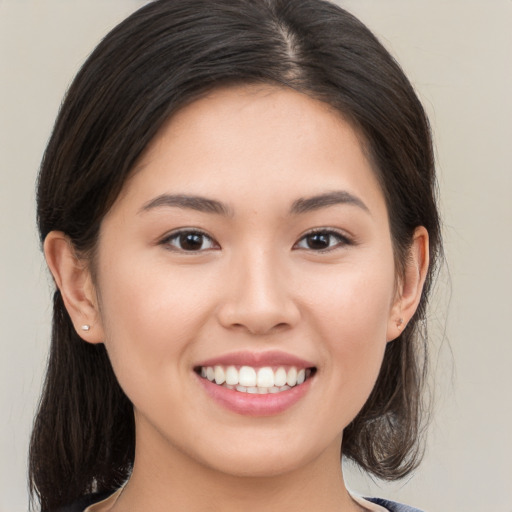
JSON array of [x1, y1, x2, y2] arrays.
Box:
[[290, 191, 370, 215], [139, 194, 233, 216]]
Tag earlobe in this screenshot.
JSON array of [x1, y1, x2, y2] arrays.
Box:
[[387, 226, 429, 342], [43, 231, 104, 344]]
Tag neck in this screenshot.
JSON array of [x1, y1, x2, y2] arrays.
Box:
[[112, 429, 361, 512]]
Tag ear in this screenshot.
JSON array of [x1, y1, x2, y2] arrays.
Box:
[[387, 226, 429, 342], [44, 231, 104, 344]]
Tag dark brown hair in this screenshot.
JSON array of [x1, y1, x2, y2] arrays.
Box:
[[31, 0, 442, 510]]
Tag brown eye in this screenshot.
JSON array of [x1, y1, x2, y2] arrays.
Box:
[[179, 233, 205, 250], [305, 233, 330, 250], [294, 230, 351, 251], [163, 230, 218, 252]]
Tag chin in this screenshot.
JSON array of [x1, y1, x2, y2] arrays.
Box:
[[203, 451, 312, 479], [187, 430, 337, 480]]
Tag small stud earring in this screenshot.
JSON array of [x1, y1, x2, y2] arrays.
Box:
[[397, 318, 404, 329], [81, 325, 91, 332]]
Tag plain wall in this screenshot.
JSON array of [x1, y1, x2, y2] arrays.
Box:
[[1, 1, 511, 511]]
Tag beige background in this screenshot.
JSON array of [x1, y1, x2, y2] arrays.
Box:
[[1, 1, 511, 511]]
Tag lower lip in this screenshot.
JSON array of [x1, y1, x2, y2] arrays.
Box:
[[196, 375, 313, 417]]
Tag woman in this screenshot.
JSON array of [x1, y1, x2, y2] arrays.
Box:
[[30, 0, 441, 511]]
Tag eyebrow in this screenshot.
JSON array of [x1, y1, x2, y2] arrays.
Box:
[[290, 191, 370, 215], [139, 194, 232, 216], [139, 190, 369, 217]]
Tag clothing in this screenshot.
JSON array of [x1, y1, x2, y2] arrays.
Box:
[[366, 497, 424, 512], [56, 489, 424, 512]]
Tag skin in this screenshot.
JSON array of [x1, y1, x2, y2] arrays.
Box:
[[45, 85, 429, 512]]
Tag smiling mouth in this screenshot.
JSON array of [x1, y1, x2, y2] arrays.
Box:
[[195, 365, 316, 395]]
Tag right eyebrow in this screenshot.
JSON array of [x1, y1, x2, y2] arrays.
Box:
[[138, 194, 233, 216], [290, 190, 370, 215]]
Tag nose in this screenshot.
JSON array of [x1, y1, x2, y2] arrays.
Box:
[[216, 249, 300, 335]]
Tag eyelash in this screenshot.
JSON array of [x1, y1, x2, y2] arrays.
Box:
[[159, 228, 353, 253], [293, 228, 353, 252], [160, 229, 219, 252]]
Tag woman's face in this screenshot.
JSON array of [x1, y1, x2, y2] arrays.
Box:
[[92, 85, 403, 477]]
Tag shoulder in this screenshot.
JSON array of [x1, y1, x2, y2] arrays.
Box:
[[366, 497, 425, 512]]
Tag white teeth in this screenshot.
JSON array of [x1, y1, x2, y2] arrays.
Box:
[[239, 366, 257, 387], [274, 367, 287, 387], [256, 367, 274, 388], [225, 365, 238, 386], [214, 366, 225, 385], [199, 364, 313, 394], [286, 367, 297, 386]]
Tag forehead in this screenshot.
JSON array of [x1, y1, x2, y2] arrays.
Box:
[[147, 84, 364, 167], [112, 84, 386, 217]]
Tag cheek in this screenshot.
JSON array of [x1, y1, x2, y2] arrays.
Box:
[[94, 251, 215, 394], [304, 262, 395, 420], [305, 258, 395, 342]]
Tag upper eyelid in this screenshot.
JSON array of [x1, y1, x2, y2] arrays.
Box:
[[296, 227, 353, 240], [160, 227, 212, 240]]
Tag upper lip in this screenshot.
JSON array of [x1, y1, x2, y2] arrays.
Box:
[[195, 350, 315, 369]]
